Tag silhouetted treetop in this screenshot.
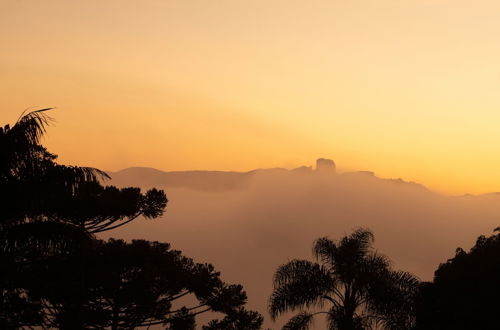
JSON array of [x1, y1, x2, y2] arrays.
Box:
[[269, 228, 419, 330], [0, 109, 167, 231], [202, 308, 264, 330], [1, 109, 110, 225], [79, 239, 255, 329], [0, 110, 167, 328], [39, 181, 167, 233], [416, 228, 500, 330], [1, 109, 262, 329]]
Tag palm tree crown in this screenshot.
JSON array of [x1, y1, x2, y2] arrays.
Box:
[[269, 228, 418, 330]]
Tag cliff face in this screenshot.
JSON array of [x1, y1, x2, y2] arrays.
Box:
[[316, 158, 336, 173]]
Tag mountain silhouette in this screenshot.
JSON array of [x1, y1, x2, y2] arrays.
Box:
[[107, 161, 428, 194], [101, 159, 500, 328]]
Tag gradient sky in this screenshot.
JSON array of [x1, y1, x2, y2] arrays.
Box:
[[2, 0, 500, 194]]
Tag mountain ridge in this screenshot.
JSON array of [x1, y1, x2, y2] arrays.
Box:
[[107, 164, 431, 193], [106, 163, 500, 197]]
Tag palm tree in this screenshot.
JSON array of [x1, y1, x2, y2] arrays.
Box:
[[0, 109, 167, 328], [1, 109, 110, 225], [269, 228, 419, 330], [0, 108, 107, 185], [0, 109, 111, 327]]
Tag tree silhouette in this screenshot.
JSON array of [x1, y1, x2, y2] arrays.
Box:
[[0, 109, 109, 225], [415, 228, 500, 330], [0, 110, 169, 328], [202, 308, 264, 330], [19, 238, 257, 329], [269, 228, 419, 330], [37, 180, 167, 233], [0, 109, 263, 328], [0, 109, 167, 232]]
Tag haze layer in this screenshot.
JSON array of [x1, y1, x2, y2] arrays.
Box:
[[100, 161, 500, 328]]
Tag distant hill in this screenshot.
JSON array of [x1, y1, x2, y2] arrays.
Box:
[[107, 160, 428, 193], [101, 159, 500, 329], [107, 166, 254, 191]]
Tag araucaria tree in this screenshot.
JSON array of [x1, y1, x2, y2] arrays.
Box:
[[0, 109, 263, 329], [269, 228, 419, 330], [32, 239, 258, 329]]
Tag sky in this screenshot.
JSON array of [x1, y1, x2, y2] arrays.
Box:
[[1, 0, 500, 195]]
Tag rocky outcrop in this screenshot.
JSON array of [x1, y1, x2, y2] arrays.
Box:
[[315, 158, 336, 174]]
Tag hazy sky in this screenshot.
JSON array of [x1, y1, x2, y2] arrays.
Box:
[[2, 0, 500, 194]]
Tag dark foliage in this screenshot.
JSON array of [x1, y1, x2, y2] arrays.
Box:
[[0, 110, 262, 329], [12, 238, 252, 329], [0, 109, 167, 230], [0, 109, 109, 225], [202, 308, 264, 330], [415, 228, 500, 330]]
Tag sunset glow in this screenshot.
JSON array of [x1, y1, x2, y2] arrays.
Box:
[[2, 0, 500, 194]]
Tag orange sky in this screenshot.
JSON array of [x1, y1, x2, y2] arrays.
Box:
[[2, 0, 500, 195]]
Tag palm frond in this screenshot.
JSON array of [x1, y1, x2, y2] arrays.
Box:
[[269, 259, 332, 319], [54, 165, 110, 186], [282, 312, 314, 330], [345, 227, 374, 255], [312, 237, 337, 266], [326, 305, 370, 330], [364, 268, 420, 330], [12, 108, 54, 146], [1, 108, 55, 177], [273, 259, 323, 287], [365, 252, 391, 273]]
